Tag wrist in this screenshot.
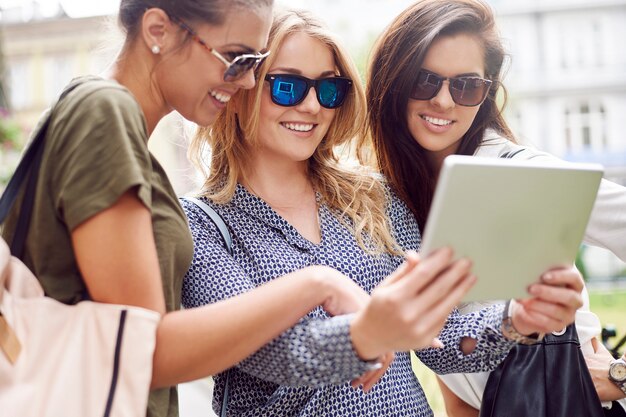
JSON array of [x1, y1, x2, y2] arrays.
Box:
[[609, 357, 626, 397], [307, 265, 334, 303], [502, 300, 544, 345], [349, 312, 382, 361]]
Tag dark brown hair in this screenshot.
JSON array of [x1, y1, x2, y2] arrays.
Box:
[[365, 0, 515, 231], [118, 0, 273, 39]]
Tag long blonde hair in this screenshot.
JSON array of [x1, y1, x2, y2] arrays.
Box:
[[190, 8, 399, 254]]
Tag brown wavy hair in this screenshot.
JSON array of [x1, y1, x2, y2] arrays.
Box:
[[190, 8, 400, 254], [364, 0, 515, 231]]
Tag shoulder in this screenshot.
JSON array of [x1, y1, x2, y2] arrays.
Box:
[[181, 196, 222, 226], [378, 175, 421, 247], [47, 76, 148, 157], [181, 197, 229, 235], [55, 76, 145, 131], [476, 130, 555, 161], [378, 177, 413, 219], [180, 196, 237, 258], [475, 130, 519, 157], [61, 76, 139, 109]]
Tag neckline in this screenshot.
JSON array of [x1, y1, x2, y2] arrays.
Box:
[[233, 184, 324, 249]]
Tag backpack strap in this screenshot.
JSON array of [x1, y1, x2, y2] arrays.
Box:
[[179, 196, 232, 416], [0, 82, 83, 258]]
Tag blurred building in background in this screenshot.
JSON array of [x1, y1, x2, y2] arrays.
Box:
[[495, 0, 626, 185]]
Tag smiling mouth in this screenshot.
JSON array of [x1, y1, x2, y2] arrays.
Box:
[[421, 115, 453, 126], [210, 90, 231, 104], [281, 122, 315, 132]]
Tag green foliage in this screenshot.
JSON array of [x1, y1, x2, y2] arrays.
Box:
[[0, 111, 24, 188], [589, 289, 626, 339], [0, 114, 22, 149], [575, 245, 588, 281]]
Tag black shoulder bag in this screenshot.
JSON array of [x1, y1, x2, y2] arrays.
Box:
[[480, 325, 606, 417]]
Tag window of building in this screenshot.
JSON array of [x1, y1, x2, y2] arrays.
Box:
[[563, 101, 607, 153], [7, 59, 33, 110], [43, 53, 76, 105], [559, 15, 604, 71]]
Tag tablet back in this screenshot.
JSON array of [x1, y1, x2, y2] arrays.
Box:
[[419, 155, 603, 301]]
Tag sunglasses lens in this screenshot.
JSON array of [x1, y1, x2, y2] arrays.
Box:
[[450, 78, 491, 106], [223, 55, 266, 82], [269, 75, 308, 106], [317, 78, 351, 109], [411, 71, 441, 100]]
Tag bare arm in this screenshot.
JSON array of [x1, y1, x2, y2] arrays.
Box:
[[71, 191, 358, 388]]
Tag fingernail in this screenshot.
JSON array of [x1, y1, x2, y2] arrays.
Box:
[[543, 273, 553, 281], [529, 285, 539, 295]]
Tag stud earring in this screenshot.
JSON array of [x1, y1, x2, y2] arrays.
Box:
[[151, 45, 161, 54]]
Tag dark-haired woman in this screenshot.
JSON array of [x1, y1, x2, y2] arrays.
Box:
[[364, 0, 626, 415]]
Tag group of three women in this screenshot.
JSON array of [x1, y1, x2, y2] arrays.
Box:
[[3, 0, 624, 416]]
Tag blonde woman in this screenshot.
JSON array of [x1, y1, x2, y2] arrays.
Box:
[[182, 8, 583, 417]]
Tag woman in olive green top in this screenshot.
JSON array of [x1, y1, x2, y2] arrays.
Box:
[[0, 1, 496, 416]]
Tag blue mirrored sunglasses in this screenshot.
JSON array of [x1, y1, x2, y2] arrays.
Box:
[[264, 74, 352, 109]]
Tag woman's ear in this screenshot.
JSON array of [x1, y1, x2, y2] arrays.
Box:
[[140, 8, 176, 55]]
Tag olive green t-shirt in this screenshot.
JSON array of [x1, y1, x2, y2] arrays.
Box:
[[1, 76, 193, 417]]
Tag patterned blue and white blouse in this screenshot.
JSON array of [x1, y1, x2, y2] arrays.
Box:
[[181, 184, 515, 417]]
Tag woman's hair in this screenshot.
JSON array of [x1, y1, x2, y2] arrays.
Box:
[[118, 0, 273, 39], [190, 8, 400, 254], [364, 0, 515, 231]]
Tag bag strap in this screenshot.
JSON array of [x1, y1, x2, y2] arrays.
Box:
[[180, 197, 232, 254], [500, 148, 526, 159], [0, 83, 82, 258], [179, 196, 232, 416]]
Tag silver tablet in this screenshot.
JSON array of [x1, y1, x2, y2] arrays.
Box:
[[419, 155, 603, 301]]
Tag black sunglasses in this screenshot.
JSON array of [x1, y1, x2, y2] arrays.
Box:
[[410, 69, 492, 107], [264, 74, 352, 109], [171, 16, 270, 82]]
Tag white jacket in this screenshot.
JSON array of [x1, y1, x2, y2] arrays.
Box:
[[438, 132, 626, 411]]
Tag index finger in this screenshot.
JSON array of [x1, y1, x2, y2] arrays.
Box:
[[394, 247, 456, 294], [377, 251, 421, 288], [541, 267, 584, 292]]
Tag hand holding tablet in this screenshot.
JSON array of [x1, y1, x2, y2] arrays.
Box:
[[419, 155, 603, 301]]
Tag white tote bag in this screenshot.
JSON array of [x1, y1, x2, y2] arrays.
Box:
[[0, 238, 160, 417]]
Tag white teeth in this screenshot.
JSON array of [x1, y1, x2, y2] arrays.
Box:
[[282, 122, 314, 132], [210, 90, 231, 103], [422, 115, 452, 126]]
